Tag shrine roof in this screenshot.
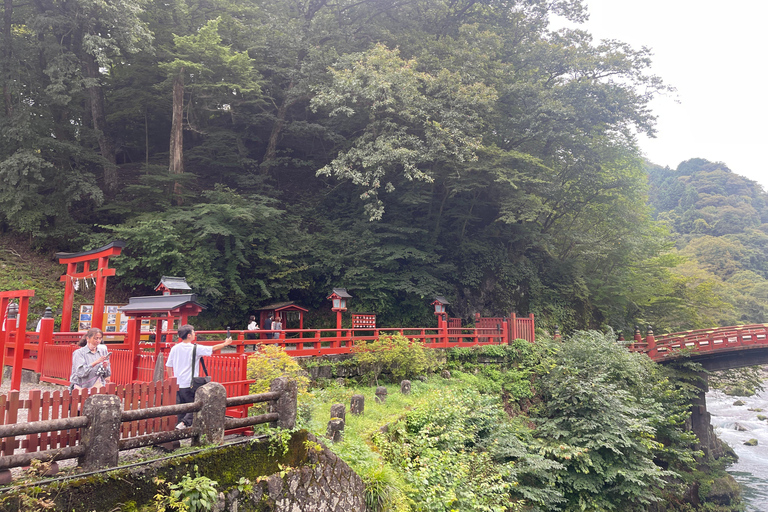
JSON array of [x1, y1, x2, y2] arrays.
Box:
[[120, 293, 204, 314], [330, 288, 352, 298], [155, 276, 192, 291], [257, 301, 309, 312]]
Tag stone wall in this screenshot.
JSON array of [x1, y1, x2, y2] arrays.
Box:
[[0, 431, 365, 512], [265, 433, 366, 512]]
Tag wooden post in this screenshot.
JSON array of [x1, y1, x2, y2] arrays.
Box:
[[1, 305, 15, 385], [633, 325, 642, 350], [128, 317, 141, 381], [60, 262, 76, 332], [36, 307, 55, 374], [510, 312, 517, 342], [529, 313, 535, 343], [91, 257, 108, 330], [646, 325, 656, 357], [11, 299, 29, 391]]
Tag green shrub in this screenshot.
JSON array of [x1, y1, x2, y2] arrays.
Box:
[[352, 333, 438, 384], [247, 345, 310, 397], [478, 344, 507, 358]]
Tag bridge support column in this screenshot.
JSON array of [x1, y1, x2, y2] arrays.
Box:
[[689, 372, 712, 458], [688, 371, 729, 460]]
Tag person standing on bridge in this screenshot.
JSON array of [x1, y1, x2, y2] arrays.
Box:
[[272, 315, 282, 339], [246, 315, 258, 340], [166, 324, 232, 430]]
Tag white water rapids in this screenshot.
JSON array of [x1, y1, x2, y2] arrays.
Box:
[[707, 386, 768, 511]]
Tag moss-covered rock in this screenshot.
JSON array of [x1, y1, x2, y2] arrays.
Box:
[[703, 476, 741, 506]]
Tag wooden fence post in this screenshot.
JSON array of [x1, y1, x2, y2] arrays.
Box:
[[36, 308, 55, 374], [529, 313, 535, 343], [10, 302, 28, 391]]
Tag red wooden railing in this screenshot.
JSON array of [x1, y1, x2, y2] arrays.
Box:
[[3, 305, 535, 394], [630, 324, 768, 361]]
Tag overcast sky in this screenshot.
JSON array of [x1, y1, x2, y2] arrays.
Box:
[[554, 1, 768, 190]]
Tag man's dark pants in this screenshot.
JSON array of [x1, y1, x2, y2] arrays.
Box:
[[176, 387, 195, 426]]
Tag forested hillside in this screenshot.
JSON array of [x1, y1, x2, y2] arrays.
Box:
[[2, 0, 764, 332], [646, 159, 768, 329]]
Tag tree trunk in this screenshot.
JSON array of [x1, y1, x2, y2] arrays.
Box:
[[144, 109, 149, 171], [262, 100, 289, 173], [169, 68, 185, 204], [2, 0, 12, 117], [262, 79, 301, 174], [82, 52, 117, 192]]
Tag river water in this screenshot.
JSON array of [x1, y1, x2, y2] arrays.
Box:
[[707, 386, 768, 511]]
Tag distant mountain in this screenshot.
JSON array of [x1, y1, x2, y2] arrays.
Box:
[[646, 158, 768, 324], [647, 158, 768, 235]]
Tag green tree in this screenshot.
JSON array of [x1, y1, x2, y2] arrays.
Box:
[[533, 331, 698, 511]]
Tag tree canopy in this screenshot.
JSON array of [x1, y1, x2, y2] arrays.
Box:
[[2, 0, 764, 332]]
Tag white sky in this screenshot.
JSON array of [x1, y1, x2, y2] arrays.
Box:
[[554, 1, 768, 190]]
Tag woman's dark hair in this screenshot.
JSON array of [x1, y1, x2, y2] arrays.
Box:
[[78, 327, 103, 347], [249, 315, 256, 321]]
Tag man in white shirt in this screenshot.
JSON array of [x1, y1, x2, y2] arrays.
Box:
[[166, 324, 232, 429]]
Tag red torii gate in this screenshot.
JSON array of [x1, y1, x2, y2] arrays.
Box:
[[56, 241, 125, 332]]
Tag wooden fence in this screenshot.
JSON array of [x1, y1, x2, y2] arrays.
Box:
[[0, 379, 298, 474], [0, 381, 180, 458]]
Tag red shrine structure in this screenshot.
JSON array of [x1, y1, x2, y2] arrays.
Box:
[[56, 241, 125, 332], [1, 239, 537, 392]]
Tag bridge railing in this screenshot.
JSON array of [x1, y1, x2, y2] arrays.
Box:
[[632, 324, 768, 361]]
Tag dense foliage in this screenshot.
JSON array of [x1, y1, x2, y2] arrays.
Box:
[[2, 0, 766, 333], [300, 333, 737, 511], [647, 159, 768, 329]]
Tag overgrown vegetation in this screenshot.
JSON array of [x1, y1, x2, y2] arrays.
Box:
[[153, 466, 219, 512], [352, 333, 439, 385], [297, 335, 742, 512], [246, 344, 310, 396]]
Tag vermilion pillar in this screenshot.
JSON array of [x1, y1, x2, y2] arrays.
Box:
[[0, 290, 34, 389]]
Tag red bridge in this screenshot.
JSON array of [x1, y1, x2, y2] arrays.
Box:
[[630, 324, 768, 370]]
